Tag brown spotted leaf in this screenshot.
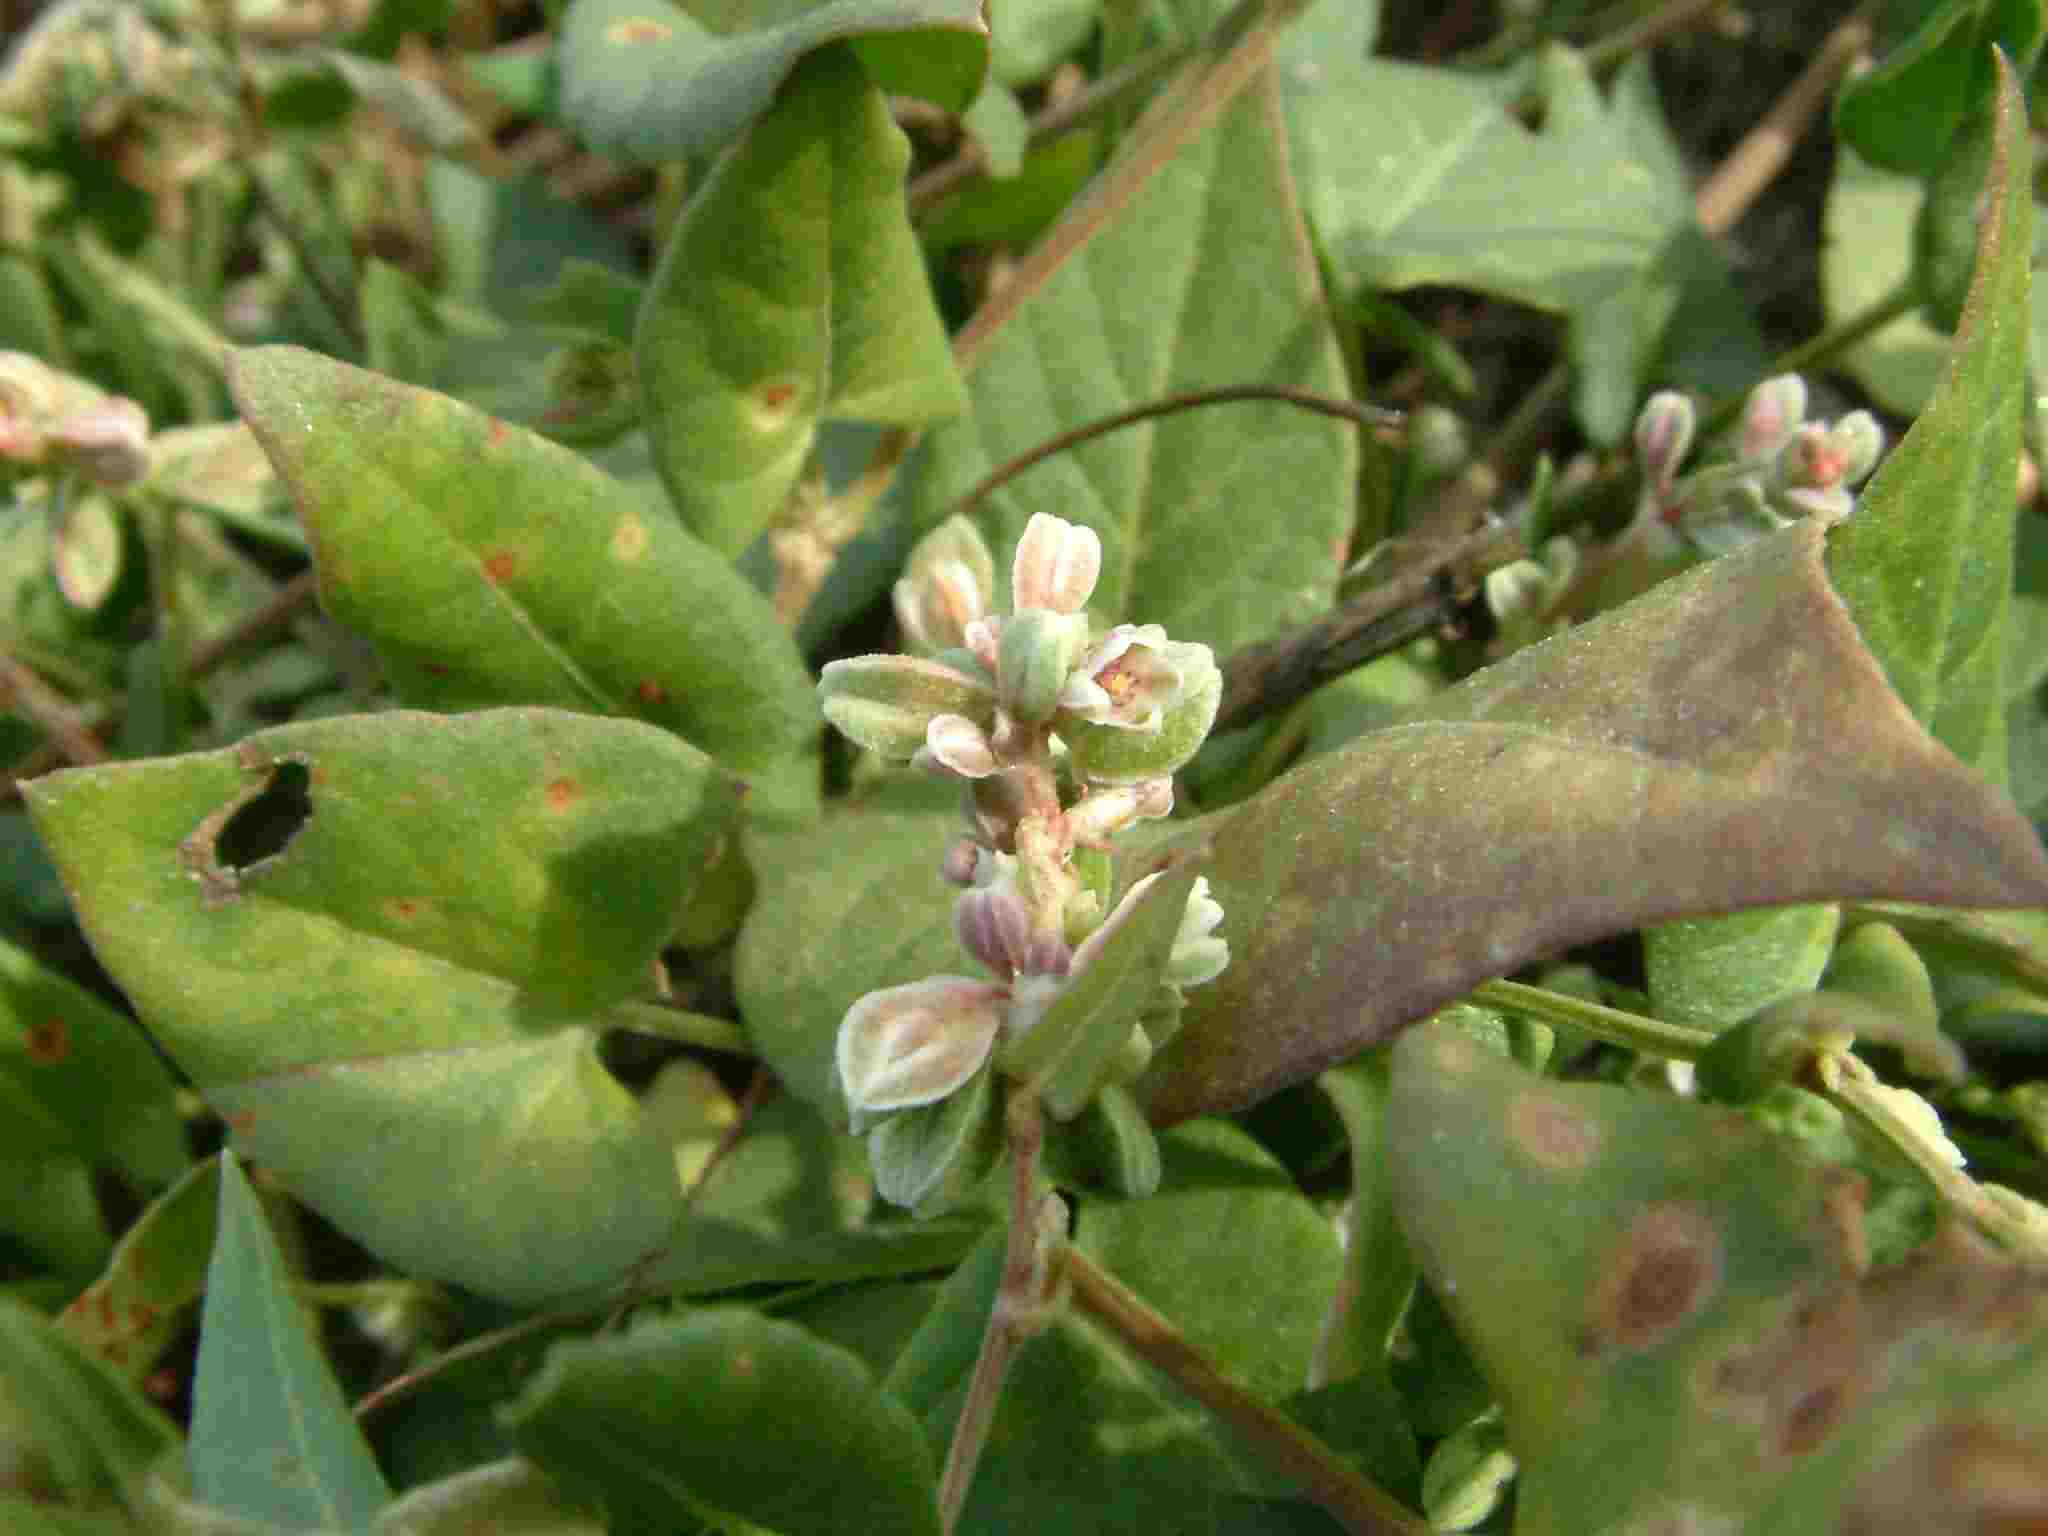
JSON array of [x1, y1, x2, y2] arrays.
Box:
[[1385, 1017, 2048, 1536], [1138, 519, 2048, 1124]]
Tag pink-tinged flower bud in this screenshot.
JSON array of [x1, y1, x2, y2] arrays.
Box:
[[1739, 374, 1808, 461], [1012, 512, 1101, 614], [998, 607, 1089, 723], [939, 836, 984, 886], [1062, 637, 1222, 786], [1632, 391, 1695, 491], [894, 515, 995, 655], [1063, 777, 1174, 843], [837, 976, 1006, 1115], [818, 655, 994, 760], [955, 877, 1067, 980], [921, 712, 1000, 778], [49, 398, 150, 488]]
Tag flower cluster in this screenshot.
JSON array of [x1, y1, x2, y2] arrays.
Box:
[[818, 513, 1228, 1208], [0, 353, 152, 490], [1486, 374, 1885, 648]]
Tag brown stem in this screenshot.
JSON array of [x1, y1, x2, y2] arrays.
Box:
[[179, 567, 320, 682], [1063, 1246, 1426, 1536], [938, 1085, 1052, 1533], [1211, 517, 1525, 736], [1692, 7, 1876, 238], [945, 385, 1400, 522], [908, 44, 1194, 220], [0, 654, 108, 767]]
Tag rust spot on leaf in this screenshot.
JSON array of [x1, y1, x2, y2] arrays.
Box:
[[635, 677, 668, 707], [386, 897, 422, 922], [226, 1109, 256, 1133], [1774, 1379, 1849, 1457], [25, 1016, 69, 1063], [1507, 1089, 1601, 1174], [606, 15, 672, 43], [545, 777, 581, 812], [482, 549, 520, 585], [1590, 1201, 1722, 1353], [611, 513, 650, 563], [96, 1291, 116, 1329], [130, 1302, 158, 1331], [729, 1347, 755, 1379], [487, 417, 510, 445], [146, 1368, 178, 1402]]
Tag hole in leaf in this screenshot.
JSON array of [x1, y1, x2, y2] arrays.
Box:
[[214, 761, 313, 870]]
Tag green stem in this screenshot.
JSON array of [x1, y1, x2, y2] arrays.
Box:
[[1472, 979, 1715, 1059], [1063, 1245, 1426, 1536], [605, 998, 751, 1057]]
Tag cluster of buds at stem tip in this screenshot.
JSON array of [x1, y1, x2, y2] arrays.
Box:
[[1634, 375, 1883, 548], [820, 513, 1229, 1206], [0, 352, 152, 489], [1486, 373, 1886, 648]]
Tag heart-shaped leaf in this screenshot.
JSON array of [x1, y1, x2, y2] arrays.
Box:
[[27, 708, 728, 1302], [557, 0, 986, 163], [228, 347, 818, 811], [637, 43, 968, 556], [1138, 519, 2048, 1125], [910, 72, 1357, 660]]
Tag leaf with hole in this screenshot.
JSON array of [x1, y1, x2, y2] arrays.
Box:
[[26, 709, 728, 1302]]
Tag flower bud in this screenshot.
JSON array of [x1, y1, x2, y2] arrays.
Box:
[[1063, 640, 1222, 786], [939, 836, 984, 886], [894, 515, 995, 655], [955, 877, 1068, 981], [998, 607, 1089, 724], [1012, 512, 1101, 614], [1632, 391, 1694, 491], [921, 713, 1000, 778], [1828, 410, 1883, 487], [1408, 405, 1470, 481], [1739, 374, 1808, 461], [837, 976, 1006, 1117], [49, 398, 150, 488], [818, 655, 994, 760], [1063, 776, 1174, 844]]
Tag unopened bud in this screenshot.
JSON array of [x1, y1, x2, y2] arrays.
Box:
[[1632, 391, 1694, 490], [49, 398, 150, 487], [1012, 512, 1101, 615], [1064, 777, 1174, 843], [1408, 405, 1469, 481], [895, 515, 995, 654], [1740, 374, 1808, 461], [998, 607, 1089, 724], [1829, 410, 1883, 486]]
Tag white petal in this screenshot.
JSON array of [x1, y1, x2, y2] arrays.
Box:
[[1013, 513, 1102, 614], [837, 977, 1006, 1113]]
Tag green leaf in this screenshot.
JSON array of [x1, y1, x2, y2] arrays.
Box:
[[505, 1308, 942, 1536], [1317, 1054, 1418, 1391], [0, 935, 185, 1185], [1138, 520, 2048, 1125], [557, 0, 986, 163], [1282, 47, 1753, 442], [371, 1459, 598, 1535], [988, 0, 1097, 85], [0, 1157, 108, 1282], [737, 808, 963, 1120], [1008, 858, 1202, 1120], [637, 43, 967, 555], [26, 709, 724, 1302], [227, 347, 818, 803], [0, 1298, 176, 1507], [1821, 148, 1949, 414], [1076, 1119, 1343, 1402], [190, 1151, 391, 1533], [58, 1158, 221, 1388], [1828, 51, 2031, 787], [1386, 1015, 2048, 1535], [912, 81, 1356, 659], [1834, 0, 2043, 176], [1645, 905, 1843, 1031]]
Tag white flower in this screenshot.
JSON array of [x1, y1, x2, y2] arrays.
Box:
[[1059, 625, 1197, 732], [1012, 512, 1101, 614]]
